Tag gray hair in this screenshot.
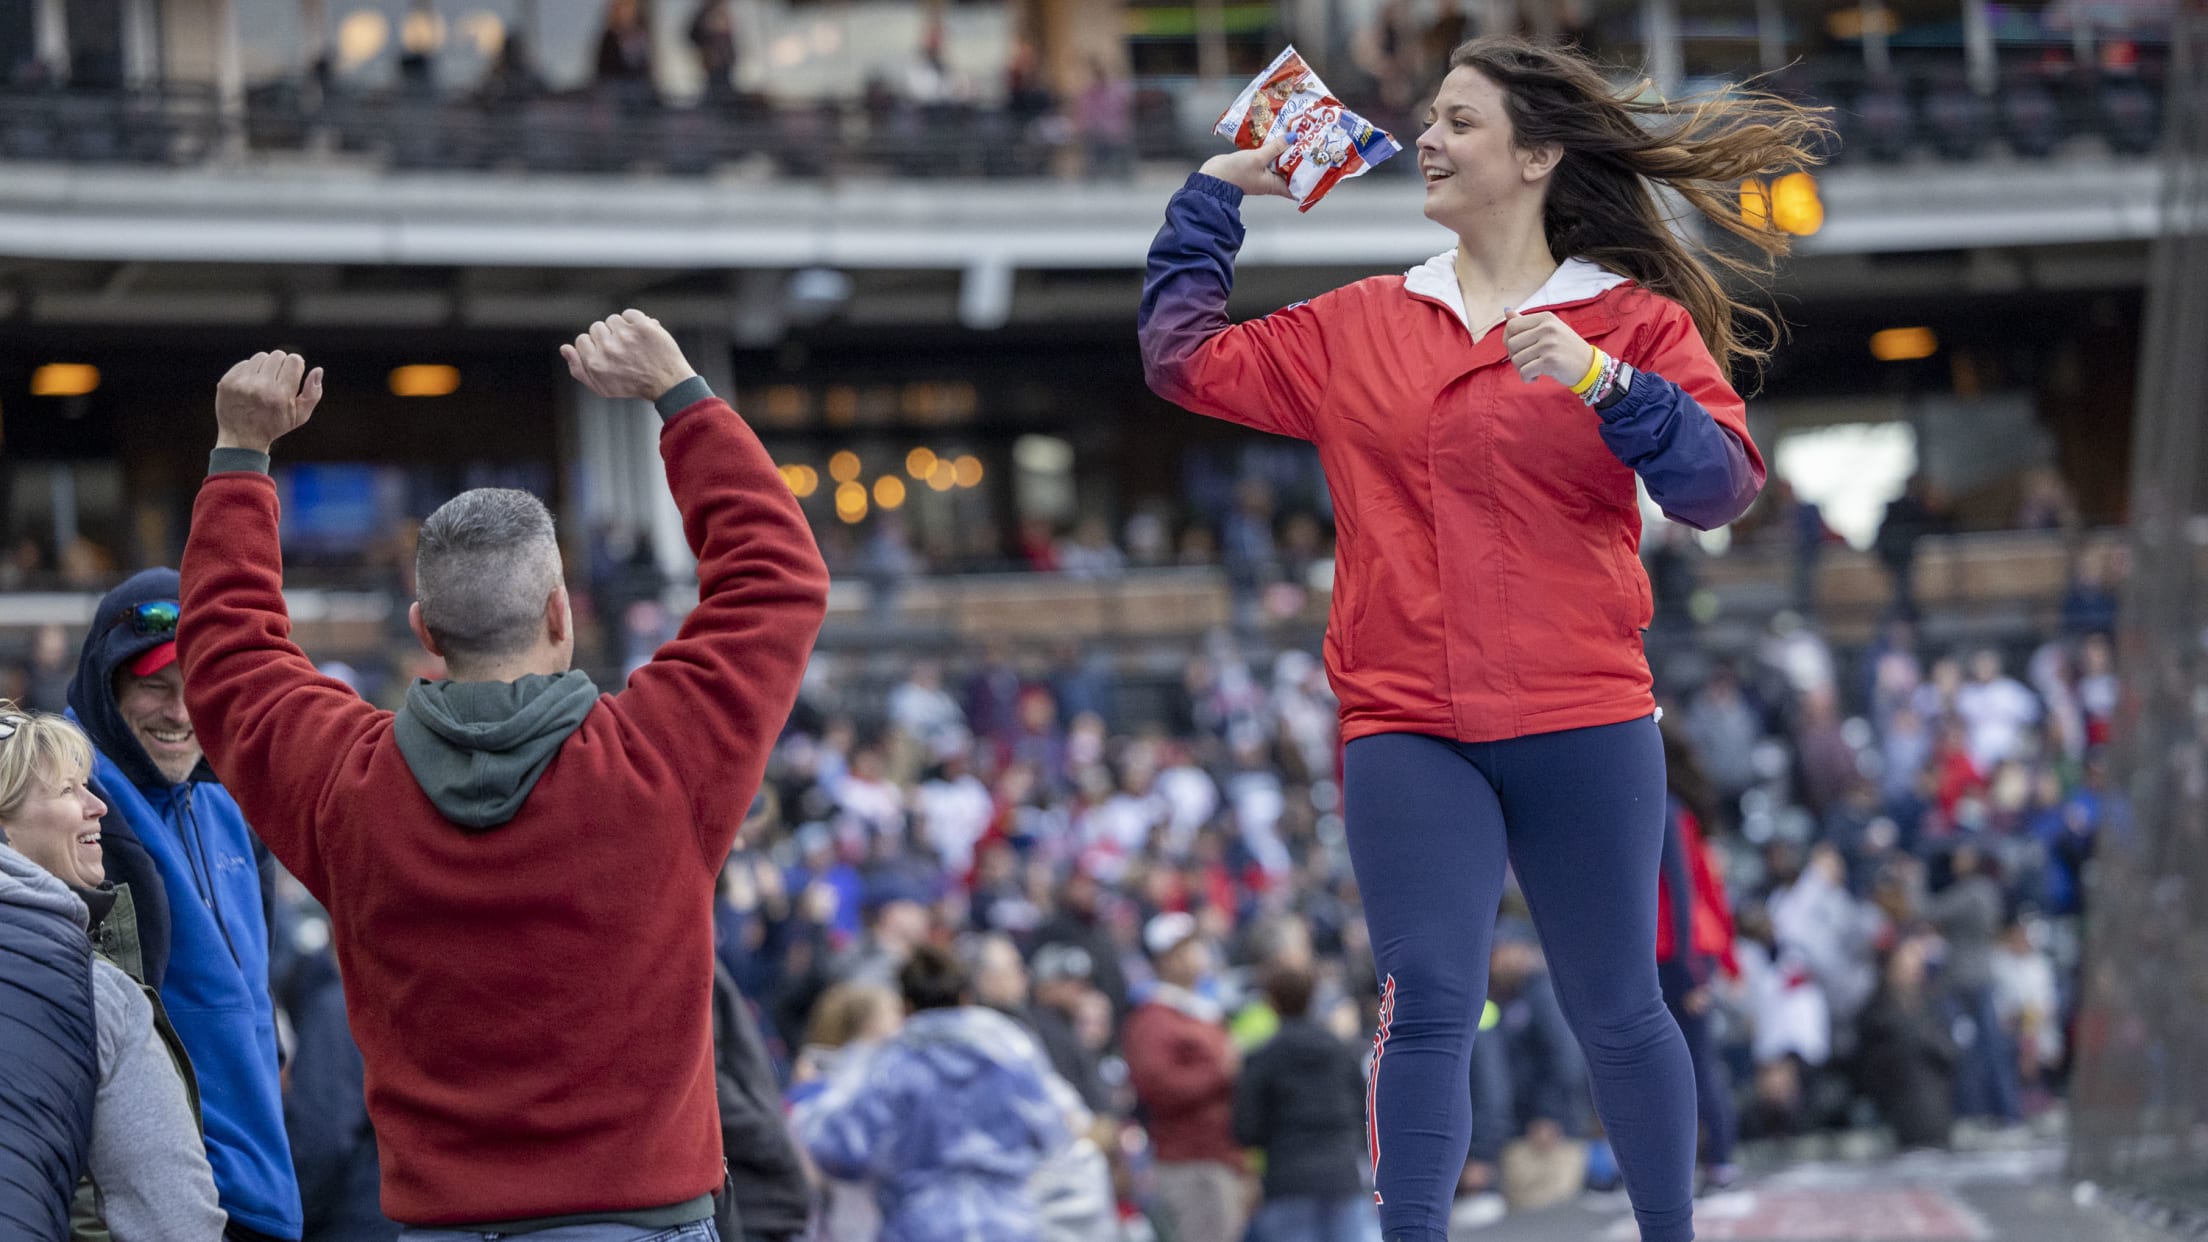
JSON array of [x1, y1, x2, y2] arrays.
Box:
[[415, 488, 563, 666]]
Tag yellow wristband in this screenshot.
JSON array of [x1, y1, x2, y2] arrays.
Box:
[[1569, 346, 1605, 396]]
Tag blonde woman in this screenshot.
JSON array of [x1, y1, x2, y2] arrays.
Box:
[[0, 703, 225, 1240]]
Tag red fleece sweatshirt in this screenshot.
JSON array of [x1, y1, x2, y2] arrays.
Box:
[[177, 397, 829, 1227]]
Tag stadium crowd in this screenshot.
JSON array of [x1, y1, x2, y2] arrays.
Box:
[[0, 545, 2117, 1240]]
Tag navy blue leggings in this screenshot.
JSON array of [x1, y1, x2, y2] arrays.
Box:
[[1344, 722, 1696, 1242]]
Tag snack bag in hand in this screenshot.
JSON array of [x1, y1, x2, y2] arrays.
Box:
[[1214, 46, 1401, 211]]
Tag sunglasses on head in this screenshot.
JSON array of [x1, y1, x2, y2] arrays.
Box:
[[0, 714, 24, 740], [117, 600, 180, 637]]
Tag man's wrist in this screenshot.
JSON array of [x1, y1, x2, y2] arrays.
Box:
[[208, 445, 273, 476], [653, 374, 713, 421]]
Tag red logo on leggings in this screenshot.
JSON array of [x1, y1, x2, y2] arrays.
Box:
[[1368, 973, 1397, 1206]]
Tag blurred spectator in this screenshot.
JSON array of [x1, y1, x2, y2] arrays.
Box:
[[1031, 942, 1113, 1113], [1123, 503, 1174, 567], [1792, 686, 1858, 819], [1989, 912, 2061, 1110], [889, 660, 967, 754], [1684, 662, 1761, 818], [1657, 724, 1741, 1192], [1857, 931, 1958, 1149], [1222, 482, 1279, 618], [969, 931, 1034, 1022], [963, 640, 1024, 747], [688, 0, 739, 103], [25, 623, 72, 713], [1953, 648, 2041, 772], [835, 742, 909, 841], [596, 0, 658, 107], [1123, 912, 1246, 1242], [2077, 633, 2118, 748], [1033, 871, 1130, 1019], [1926, 844, 2021, 1124], [2016, 468, 2080, 532], [1058, 517, 1127, 579], [1768, 843, 1881, 1036], [902, 20, 970, 105], [2061, 544, 2124, 637], [795, 944, 1066, 1242], [914, 738, 993, 876], [282, 945, 399, 1241], [1466, 919, 1586, 1222], [839, 892, 932, 990], [1352, 0, 1424, 114], [1074, 58, 1135, 180], [478, 31, 546, 104], [1232, 959, 1376, 1242], [710, 957, 809, 1242], [1875, 474, 1953, 619], [787, 982, 901, 1241], [1047, 640, 1117, 731]]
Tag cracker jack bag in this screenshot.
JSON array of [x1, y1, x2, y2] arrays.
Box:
[[1214, 46, 1401, 211]]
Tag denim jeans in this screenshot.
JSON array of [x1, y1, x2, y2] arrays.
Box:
[[1252, 1196, 1382, 1242], [398, 1220, 718, 1242]]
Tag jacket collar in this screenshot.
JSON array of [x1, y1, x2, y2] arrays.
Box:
[[1404, 251, 1628, 336]]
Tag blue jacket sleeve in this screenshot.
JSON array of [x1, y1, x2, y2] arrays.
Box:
[[1138, 173, 1334, 441], [1599, 304, 1766, 531]]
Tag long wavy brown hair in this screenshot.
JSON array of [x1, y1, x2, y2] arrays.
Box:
[[1447, 37, 1833, 385]]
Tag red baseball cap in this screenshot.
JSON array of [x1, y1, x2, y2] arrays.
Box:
[[128, 641, 178, 678]]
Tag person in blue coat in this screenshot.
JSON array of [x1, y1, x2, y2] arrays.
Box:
[[0, 828, 98, 1241], [67, 568, 302, 1242], [795, 943, 1067, 1242]]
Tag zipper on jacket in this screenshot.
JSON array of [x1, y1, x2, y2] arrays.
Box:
[[174, 785, 246, 972]]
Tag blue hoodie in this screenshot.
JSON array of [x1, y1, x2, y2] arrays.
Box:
[[68, 567, 303, 1240]]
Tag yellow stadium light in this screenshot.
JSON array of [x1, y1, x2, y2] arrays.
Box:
[[829, 450, 862, 483], [1739, 179, 1771, 230], [874, 476, 907, 509], [926, 460, 957, 491], [1770, 172, 1825, 237], [389, 365, 460, 397], [835, 481, 868, 523], [1871, 327, 1938, 362], [954, 455, 984, 488], [780, 465, 820, 498], [31, 364, 100, 397], [906, 447, 938, 479]]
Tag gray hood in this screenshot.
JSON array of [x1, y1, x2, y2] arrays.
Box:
[[392, 670, 599, 830], [0, 842, 90, 932]]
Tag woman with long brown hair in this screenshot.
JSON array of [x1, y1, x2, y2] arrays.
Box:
[[1139, 36, 1829, 1242]]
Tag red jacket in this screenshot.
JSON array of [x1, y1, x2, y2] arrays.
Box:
[[1657, 808, 1739, 977], [1121, 992, 1245, 1169], [1141, 175, 1765, 743], [178, 397, 829, 1226]]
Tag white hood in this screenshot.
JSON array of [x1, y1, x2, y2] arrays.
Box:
[[1404, 251, 1627, 337]]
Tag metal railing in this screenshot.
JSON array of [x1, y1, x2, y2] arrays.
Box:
[[0, 56, 2172, 178]]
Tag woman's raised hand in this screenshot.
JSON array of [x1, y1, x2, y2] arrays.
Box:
[[1199, 136, 1293, 199]]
